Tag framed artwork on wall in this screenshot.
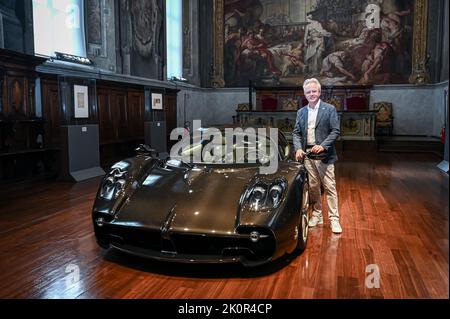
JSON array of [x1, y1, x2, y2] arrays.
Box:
[[151, 93, 163, 110], [74, 85, 89, 118]]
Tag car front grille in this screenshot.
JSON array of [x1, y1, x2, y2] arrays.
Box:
[[98, 223, 276, 262], [105, 224, 162, 251]]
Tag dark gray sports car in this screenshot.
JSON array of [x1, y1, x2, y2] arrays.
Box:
[[92, 127, 310, 267]]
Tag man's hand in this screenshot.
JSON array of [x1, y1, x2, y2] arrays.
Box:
[[295, 149, 306, 161], [311, 145, 325, 154]]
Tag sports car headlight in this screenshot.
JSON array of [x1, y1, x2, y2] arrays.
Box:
[[245, 179, 287, 211], [99, 167, 128, 200], [251, 186, 266, 207], [269, 185, 283, 207]]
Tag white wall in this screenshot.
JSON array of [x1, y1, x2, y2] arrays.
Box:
[[176, 87, 251, 129], [371, 82, 449, 136]]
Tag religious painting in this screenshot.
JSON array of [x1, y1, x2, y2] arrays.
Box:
[[222, 0, 417, 87]]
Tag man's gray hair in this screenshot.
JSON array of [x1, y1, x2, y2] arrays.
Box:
[[303, 78, 322, 91]]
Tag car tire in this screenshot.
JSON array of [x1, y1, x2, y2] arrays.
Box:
[[296, 180, 309, 251]]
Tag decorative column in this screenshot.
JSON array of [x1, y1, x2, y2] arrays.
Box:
[[409, 0, 430, 85], [211, 0, 225, 88]]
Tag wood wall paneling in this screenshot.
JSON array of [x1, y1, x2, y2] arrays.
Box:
[[97, 88, 115, 144], [7, 77, 27, 116], [41, 79, 60, 148], [115, 91, 129, 140], [128, 90, 145, 139], [0, 49, 51, 181], [1, 48, 176, 178], [97, 85, 148, 168], [165, 93, 177, 141]]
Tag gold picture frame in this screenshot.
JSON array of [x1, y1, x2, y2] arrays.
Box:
[[213, 0, 430, 87]]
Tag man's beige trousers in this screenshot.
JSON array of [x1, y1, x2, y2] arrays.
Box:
[[304, 157, 340, 221]]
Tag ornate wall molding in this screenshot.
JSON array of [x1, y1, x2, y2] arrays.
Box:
[[211, 0, 224, 88], [87, 0, 102, 46], [86, 0, 118, 72], [409, 0, 430, 85]]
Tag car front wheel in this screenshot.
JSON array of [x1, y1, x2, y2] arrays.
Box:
[[296, 180, 309, 251]]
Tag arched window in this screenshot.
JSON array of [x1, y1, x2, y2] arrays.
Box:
[[32, 0, 86, 57], [166, 0, 183, 80]]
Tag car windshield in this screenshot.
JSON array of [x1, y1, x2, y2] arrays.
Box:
[[171, 128, 281, 166]]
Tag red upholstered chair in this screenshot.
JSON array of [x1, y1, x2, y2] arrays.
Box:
[[345, 96, 368, 111], [261, 97, 278, 111]]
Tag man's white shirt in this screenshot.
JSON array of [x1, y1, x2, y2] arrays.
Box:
[[307, 100, 321, 146]]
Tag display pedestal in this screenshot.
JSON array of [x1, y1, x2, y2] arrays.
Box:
[[437, 160, 449, 174], [144, 121, 167, 158], [61, 125, 104, 182]]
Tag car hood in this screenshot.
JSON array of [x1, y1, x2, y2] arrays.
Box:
[[113, 163, 300, 234]]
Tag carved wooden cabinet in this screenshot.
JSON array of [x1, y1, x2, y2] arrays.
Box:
[[0, 49, 45, 118], [0, 48, 57, 181], [339, 110, 377, 141]]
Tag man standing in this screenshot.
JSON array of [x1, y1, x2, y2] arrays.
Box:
[[293, 78, 342, 233]]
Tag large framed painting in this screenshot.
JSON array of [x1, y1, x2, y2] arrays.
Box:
[[212, 0, 429, 87]]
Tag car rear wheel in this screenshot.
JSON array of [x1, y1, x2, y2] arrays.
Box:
[[296, 180, 309, 251]]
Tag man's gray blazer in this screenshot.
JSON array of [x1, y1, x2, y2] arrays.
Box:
[[292, 100, 340, 164]]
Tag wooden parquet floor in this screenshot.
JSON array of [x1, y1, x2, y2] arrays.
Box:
[[0, 152, 448, 299]]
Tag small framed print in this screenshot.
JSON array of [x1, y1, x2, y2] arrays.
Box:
[[74, 85, 89, 118], [151, 93, 163, 110]]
